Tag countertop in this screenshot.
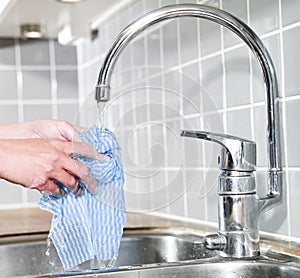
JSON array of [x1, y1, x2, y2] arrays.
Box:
[[1, 208, 300, 258], [0, 208, 51, 237], [0, 207, 215, 238]]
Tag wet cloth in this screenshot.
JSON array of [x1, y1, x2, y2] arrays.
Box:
[[39, 125, 126, 269]]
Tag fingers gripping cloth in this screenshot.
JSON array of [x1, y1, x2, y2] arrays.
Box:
[[39, 125, 126, 269]]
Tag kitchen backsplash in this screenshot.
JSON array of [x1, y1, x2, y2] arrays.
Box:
[[0, 0, 300, 239], [0, 39, 79, 206]]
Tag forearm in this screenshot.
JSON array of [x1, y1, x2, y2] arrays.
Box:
[[0, 119, 80, 141], [0, 123, 31, 139]]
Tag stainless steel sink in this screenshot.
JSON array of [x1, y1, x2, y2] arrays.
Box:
[[1, 228, 300, 278], [93, 261, 300, 278], [0, 229, 216, 277]]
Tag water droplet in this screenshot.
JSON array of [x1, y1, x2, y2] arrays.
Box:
[[45, 236, 51, 256]]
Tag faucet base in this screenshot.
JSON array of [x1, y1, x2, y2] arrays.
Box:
[[219, 231, 260, 258]]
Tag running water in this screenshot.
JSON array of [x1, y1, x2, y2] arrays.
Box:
[[90, 257, 117, 269], [45, 236, 51, 257], [97, 102, 106, 127]]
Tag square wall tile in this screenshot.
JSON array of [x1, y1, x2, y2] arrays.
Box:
[[283, 26, 300, 97], [132, 38, 146, 68], [0, 39, 15, 65], [20, 40, 50, 65], [146, 28, 162, 67], [168, 170, 185, 217], [186, 169, 206, 220], [249, 0, 279, 35], [179, 18, 200, 64], [225, 46, 250, 108], [150, 185, 168, 214], [54, 41, 77, 65], [182, 119, 205, 163], [182, 62, 201, 115], [182, 134, 205, 168], [129, 0, 143, 22], [81, 63, 98, 97], [199, 20, 221, 56], [203, 112, 225, 134], [27, 188, 41, 203], [56, 70, 78, 99], [204, 169, 219, 223], [289, 171, 300, 237], [0, 180, 22, 205], [161, 0, 177, 6], [78, 35, 102, 64], [149, 83, 163, 121], [201, 55, 223, 112], [0, 105, 18, 124], [57, 103, 79, 124], [136, 191, 154, 213], [23, 105, 52, 121], [253, 105, 268, 167], [121, 129, 137, 168], [281, 0, 300, 26], [117, 46, 133, 78], [222, 0, 248, 48], [165, 120, 183, 168], [163, 71, 182, 119], [142, 0, 159, 12], [286, 99, 300, 167], [0, 70, 18, 99], [226, 108, 252, 140], [178, 0, 197, 3], [22, 70, 51, 99], [162, 20, 179, 68]]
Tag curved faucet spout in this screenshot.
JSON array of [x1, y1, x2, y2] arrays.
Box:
[[96, 5, 282, 210], [96, 4, 282, 209]]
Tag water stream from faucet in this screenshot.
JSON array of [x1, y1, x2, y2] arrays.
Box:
[[97, 102, 106, 127]]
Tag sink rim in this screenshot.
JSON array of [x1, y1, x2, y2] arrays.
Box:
[[2, 227, 300, 278], [35, 256, 300, 278]]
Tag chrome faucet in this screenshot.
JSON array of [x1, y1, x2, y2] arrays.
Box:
[[95, 4, 283, 258]]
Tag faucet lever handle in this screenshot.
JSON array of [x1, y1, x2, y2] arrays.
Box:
[[181, 130, 256, 172]]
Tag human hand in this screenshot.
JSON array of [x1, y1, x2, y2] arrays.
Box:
[[0, 119, 85, 142], [20, 119, 83, 141], [0, 138, 103, 197]]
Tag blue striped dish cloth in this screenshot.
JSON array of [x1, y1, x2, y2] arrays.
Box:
[[39, 125, 126, 270]]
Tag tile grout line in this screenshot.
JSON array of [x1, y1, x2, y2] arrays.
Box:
[[142, 0, 155, 214], [247, 0, 255, 142], [127, 6, 140, 212], [14, 39, 27, 205], [197, 14, 208, 222], [48, 40, 58, 119], [278, 0, 291, 237], [219, 0, 227, 135], [76, 43, 85, 124], [124, 165, 300, 171], [175, 2, 188, 219], [160, 1, 170, 215]]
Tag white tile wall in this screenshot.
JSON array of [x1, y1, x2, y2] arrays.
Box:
[[0, 39, 79, 207], [0, 0, 299, 240], [77, 0, 300, 239]]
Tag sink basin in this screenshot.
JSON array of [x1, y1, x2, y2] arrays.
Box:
[[98, 261, 300, 278], [2, 228, 300, 278], [0, 229, 215, 277]]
